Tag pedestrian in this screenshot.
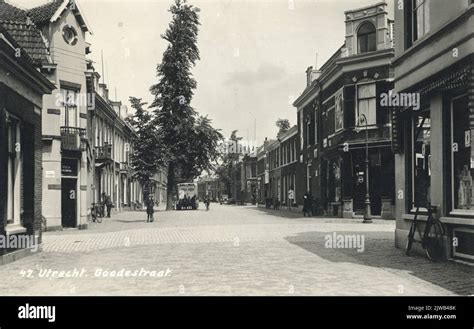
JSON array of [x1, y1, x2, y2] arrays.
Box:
[[303, 192, 311, 217], [146, 196, 154, 222], [105, 194, 113, 218], [101, 192, 107, 217], [205, 196, 210, 211]]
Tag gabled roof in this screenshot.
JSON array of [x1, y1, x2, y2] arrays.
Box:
[[0, 20, 51, 66], [0, 1, 27, 21], [26, 0, 92, 33], [26, 1, 63, 25], [0, 1, 51, 67]]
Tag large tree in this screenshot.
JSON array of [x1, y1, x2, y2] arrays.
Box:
[[150, 0, 222, 210], [215, 130, 242, 198], [125, 97, 162, 199]]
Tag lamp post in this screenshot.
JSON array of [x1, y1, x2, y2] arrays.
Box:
[[358, 113, 372, 223]]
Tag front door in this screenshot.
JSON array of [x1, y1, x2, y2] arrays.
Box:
[[62, 178, 77, 228]]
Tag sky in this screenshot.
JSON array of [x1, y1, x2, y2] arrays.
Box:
[[13, 0, 394, 145]]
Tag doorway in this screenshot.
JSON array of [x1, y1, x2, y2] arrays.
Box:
[[61, 178, 77, 228]]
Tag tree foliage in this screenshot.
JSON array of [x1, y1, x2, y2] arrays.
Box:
[[276, 118, 290, 138], [125, 97, 161, 193], [149, 0, 223, 209], [215, 130, 242, 197]]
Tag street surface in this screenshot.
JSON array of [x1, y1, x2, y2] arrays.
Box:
[[0, 204, 472, 296]]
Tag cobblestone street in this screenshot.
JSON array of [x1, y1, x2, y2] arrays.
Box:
[[0, 204, 472, 296]]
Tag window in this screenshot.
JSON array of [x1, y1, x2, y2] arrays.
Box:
[[357, 22, 376, 53], [314, 107, 318, 144], [306, 114, 311, 147], [413, 0, 430, 42], [405, 0, 430, 48], [356, 83, 377, 126], [60, 88, 78, 127], [451, 94, 472, 213], [62, 25, 78, 46], [335, 90, 344, 132], [299, 111, 304, 150], [412, 111, 431, 208], [6, 114, 22, 225]]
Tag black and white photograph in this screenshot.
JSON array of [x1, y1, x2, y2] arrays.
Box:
[[0, 0, 473, 326]]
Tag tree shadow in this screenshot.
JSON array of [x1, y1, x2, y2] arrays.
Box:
[[285, 230, 474, 296]]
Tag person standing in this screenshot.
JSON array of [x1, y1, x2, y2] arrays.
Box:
[[146, 196, 155, 222], [303, 192, 311, 217], [105, 194, 113, 218]]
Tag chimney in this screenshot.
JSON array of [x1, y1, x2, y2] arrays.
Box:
[[306, 66, 321, 87], [99, 83, 109, 101]]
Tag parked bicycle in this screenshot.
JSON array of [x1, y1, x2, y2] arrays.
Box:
[[90, 202, 104, 223], [406, 203, 445, 261]]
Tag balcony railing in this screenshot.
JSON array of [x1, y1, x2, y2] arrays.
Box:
[[96, 144, 112, 162], [60, 127, 87, 151], [120, 161, 130, 173]]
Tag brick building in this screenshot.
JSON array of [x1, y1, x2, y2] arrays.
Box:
[[0, 1, 55, 262]]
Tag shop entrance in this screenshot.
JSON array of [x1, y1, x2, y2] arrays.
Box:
[[61, 178, 77, 228]]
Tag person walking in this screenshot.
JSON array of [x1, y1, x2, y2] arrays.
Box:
[[105, 194, 113, 218], [146, 196, 155, 223], [205, 196, 210, 211], [303, 192, 311, 217]]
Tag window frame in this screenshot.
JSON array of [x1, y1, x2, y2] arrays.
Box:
[[6, 112, 22, 226], [355, 81, 377, 127], [357, 21, 377, 54], [450, 93, 473, 215], [411, 109, 431, 211], [60, 87, 79, 128]]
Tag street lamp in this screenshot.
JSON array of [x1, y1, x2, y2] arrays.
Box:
[[356, 113, 372, 223]]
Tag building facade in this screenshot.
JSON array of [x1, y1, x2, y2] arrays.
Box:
[[240, 152, 258, 204], [294, 2, 396, 219], [0, 7, 55, 261], [393, 0, 474, 260], [23, 0, 94, 231]]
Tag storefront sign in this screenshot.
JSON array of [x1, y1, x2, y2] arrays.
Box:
[[45, 171, 55, 178], [61, 158, 78, 176]]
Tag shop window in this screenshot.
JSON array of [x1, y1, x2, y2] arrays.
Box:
[[412, 111, 431, 208], [356, 83, 377, 126], [6, 114, 22, 225], [451, 94, 472, 213], [357, 22, 376, 53]]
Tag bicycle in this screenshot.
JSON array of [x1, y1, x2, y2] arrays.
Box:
[[406, 203, 445, 261], [90, 203, 103, 223]]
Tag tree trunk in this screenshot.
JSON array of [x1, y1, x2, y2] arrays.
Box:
[[166, 162, 175, 211]]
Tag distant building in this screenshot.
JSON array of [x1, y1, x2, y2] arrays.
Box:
[[392, 0, 474, 260], [240, 152, 258, 204], [0, 1, 55, 261]]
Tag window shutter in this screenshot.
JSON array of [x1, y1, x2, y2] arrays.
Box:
[[344, 85, 355, 128]]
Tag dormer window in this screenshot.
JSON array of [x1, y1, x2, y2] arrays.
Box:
[[357, 22, 376, 53]]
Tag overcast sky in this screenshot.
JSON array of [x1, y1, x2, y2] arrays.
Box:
[[13, 0, 394, 144]]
